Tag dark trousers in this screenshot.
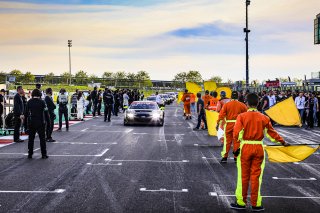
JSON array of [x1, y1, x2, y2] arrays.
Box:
[[97, 101, 102, 115], [114, 103, 119, 116], [14, 116, 22, 141], [46, 113, 55, 139], [86, 101, 92, 114], [196, 112, 207, 129], [92, 101, 98, 116], [59, 107, 69, 129], [28, 125, 46, 156], [307, 110, 314, 128], [104, 104, 112, 121]]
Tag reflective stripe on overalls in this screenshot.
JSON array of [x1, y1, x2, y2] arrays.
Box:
[[235, 140, 266, 207], [220, 119, 237, 157]]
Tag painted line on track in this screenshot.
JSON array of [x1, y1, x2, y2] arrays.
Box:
[[87, 163, 123, 166], [209, 192, 320, 199], [0, 189, 65, 194], [272, 177, 317, 181], [140, 188, 188, 193], [104, 159, 189, 163], [51, 142, 117, 145], [0, 148, 109, 157], [294, 162, 320, 166], [81, 128, 89, 132], [194, 144, 221, 147]]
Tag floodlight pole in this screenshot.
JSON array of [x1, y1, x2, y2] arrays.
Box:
[[244, 0, 251, 89], [68, 40, 72, 85]]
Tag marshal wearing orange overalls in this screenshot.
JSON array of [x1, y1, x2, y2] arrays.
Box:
[[207, 91, 219, 111], [217, 91, 247, 163], [202, 90, 211, 109], [181, 89, 191, 120], [230, 93, 288, 212]]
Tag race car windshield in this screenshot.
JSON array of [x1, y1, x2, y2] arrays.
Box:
[[130, 103, 158, 110], [147, 97, 156, 101]]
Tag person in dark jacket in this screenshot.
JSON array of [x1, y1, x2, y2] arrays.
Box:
[[45, 88, 56, 142], [103, 89, 114, 122], [0, 89, 5, 128], [21, 90, 28, 134], [91, 87, 98, 117], [13, 86, 25, 143], [113, 91, 120, 116], [57, 88, 69, 131], [97, 89, 102, 116], [26, 89, 48, 159]]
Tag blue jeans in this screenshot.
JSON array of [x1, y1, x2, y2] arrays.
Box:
[[298, 109, 304, 123], [191, 103, 196, 114]]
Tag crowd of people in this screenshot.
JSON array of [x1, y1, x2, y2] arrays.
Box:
[[180, 89, 320, 130], [179, 88, 320, 211], [7, 84, 145, 159]]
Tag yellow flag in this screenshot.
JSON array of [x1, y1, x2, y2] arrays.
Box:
[[177, 92, 184, 104], [216, 87, 232, 99], [265, 98, 301, 126], [205, 110, 219, 136], [204, 81, 217, 92], [265, 145, 319, 163], [186, 82, 202, 95]]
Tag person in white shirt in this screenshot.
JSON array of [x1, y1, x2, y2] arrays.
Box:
[[155, 92, 162, 104], [123, 91, 129, 112], [77, 92, 85, 121], [295, 92, 305, 122], [268, 91, 276, 108]]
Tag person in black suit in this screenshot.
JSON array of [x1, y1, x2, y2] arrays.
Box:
[[0, 89, 6, 128], [13, 86, 25, 143], [26, 89, 48, 159], [91, 87, 98, 117], [45, 88, 56, 142]]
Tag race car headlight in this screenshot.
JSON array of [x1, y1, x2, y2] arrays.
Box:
[[126, 110, 135, 118], [152, 112, 161, 119], [127, 114, 134, 118]]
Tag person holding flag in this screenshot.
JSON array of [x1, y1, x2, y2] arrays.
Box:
[[216, 91, 231, 112], [181, 89, 191, 120], [230, 93, 289, 212], [208, 91, 219, 111], [217, 91, 247, 163]]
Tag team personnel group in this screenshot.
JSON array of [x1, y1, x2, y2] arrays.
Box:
[[179, 88, 320, 211], [10, 84, 145, 159]]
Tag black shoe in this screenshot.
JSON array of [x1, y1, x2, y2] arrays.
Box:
[[47, 139, 56, 142], [15, 139, 24, 143], [252, 206, 265, 212], [234, 158, 237, 163], [108, 120, 111, 122], [42, 155, 49, 159], [220, 157, 228, 163], [189, 116, 192, 119], [186, 117, 189, 120], [28, 154, 32, 159], [66, 128, 69, 132], [57, 128, 62, 132], [104, 120, 106, 122], [193, 128, 200, 131], [230, 203, 246, 210]]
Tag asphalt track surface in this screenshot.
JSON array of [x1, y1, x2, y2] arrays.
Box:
[[0, 103, 319, 213]]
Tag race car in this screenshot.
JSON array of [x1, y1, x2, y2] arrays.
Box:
[[124, 101, 164, 126], [147, 96, 165, 109]]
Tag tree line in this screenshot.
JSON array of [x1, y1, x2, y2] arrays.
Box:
[[1, 70, 153, 87]]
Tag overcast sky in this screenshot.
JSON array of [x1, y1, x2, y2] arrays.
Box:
[[0, 0, 319, 81]]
